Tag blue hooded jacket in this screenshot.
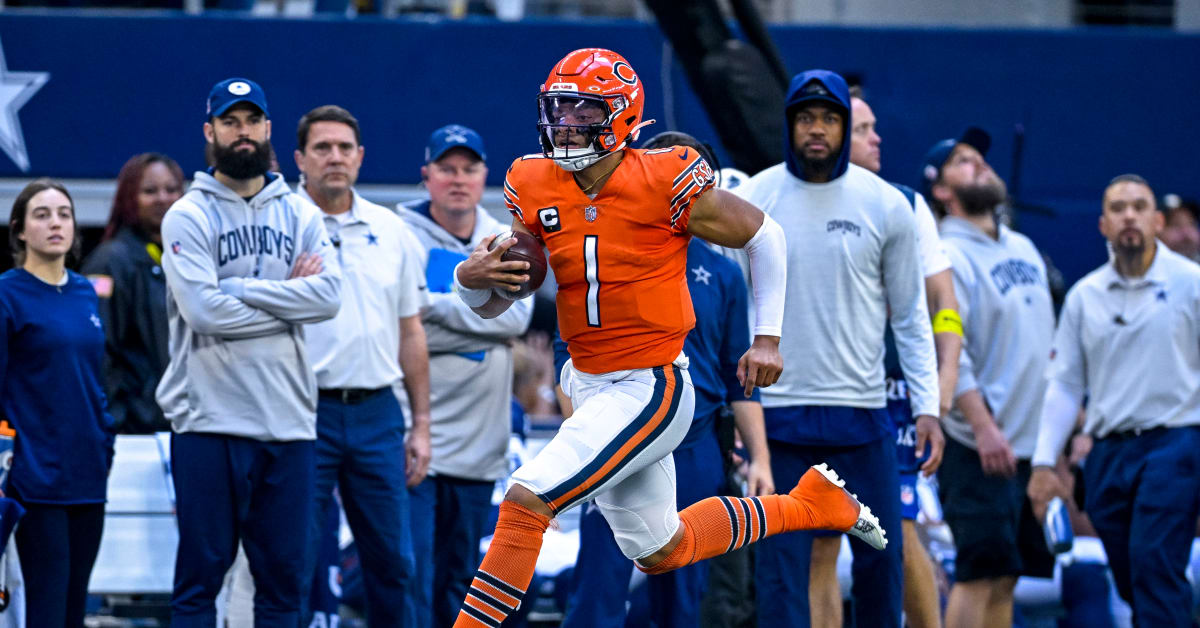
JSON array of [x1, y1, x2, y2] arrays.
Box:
[[783, 69, 852, 183]]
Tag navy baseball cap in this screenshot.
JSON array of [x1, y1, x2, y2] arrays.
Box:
[[789, 77, 847, 114], [425, 124, 486, 163], [206, 78, 269, 120], [920, 126, 991, 197]]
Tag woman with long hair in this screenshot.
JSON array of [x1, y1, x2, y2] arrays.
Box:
[[82, 153, 184, 433], [1, 178, 115, 627]]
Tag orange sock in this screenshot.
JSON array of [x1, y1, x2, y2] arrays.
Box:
[[640, 468, 859, 575], [453, 501, 550, 628]]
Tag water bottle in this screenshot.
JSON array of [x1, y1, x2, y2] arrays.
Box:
[[1043, 496, 1074, 554]]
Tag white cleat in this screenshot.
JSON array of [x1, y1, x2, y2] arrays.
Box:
[[812, 463, 889, 550]]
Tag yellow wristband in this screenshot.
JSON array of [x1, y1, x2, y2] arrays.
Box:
[[931, 308, 963, 337]]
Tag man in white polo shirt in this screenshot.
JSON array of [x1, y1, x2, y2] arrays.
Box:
[[294, 104, 432, 626], [1029, 174, 1200, 627]]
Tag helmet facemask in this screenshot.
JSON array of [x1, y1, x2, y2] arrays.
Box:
[[537, 93, 625, 172]]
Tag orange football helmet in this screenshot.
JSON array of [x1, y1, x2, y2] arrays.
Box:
[[537, 48, 652, 171]]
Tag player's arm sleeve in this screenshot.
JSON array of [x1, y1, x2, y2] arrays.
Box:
[[947, 247, 979, 396], [160, 207, 290, 339], [720, 260, 760, 403], [914, 193, 951, 277], [667, 149, 716, 234], [217, 207, 342, 324], [883, 204, 939, 418]]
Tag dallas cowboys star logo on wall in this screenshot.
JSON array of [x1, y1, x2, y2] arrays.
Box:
[[0, 39, 48, 172]]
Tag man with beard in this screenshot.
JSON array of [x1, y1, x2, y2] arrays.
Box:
[[733, 70, 940, 628], [157, 78, 342, 627], [293, 104, 432, 626], [920, 129, 1055, 628], [1028, 175, 1200, 627]]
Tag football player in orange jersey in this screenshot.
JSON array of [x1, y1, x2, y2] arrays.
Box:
[[448, 48, 888, 628]]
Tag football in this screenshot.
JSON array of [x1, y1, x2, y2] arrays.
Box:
[[488, 230, 547, 299]]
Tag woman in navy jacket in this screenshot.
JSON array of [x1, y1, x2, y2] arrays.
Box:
[[0, 179, 115, 627]]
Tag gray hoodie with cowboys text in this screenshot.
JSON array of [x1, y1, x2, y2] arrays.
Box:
[[156, 171, 341, 441]]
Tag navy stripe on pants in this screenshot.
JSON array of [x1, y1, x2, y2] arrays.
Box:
[[305, 390, 415, 626], [1083, 425, 1200, 627], [755, 435, 903, 628], [170, 432, 314, 628], [561, 428, 726, 628]]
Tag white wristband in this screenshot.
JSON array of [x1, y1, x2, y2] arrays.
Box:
[[743, 213, 787, 337], [452, 261, 492, 308]]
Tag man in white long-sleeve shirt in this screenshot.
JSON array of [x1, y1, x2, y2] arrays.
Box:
[[157, 78, 342, 627], [1028, 174, 1200, 627], [920, 129, 1055, 628], [734, 69, 940, 628], [846, 87, 958, 628]]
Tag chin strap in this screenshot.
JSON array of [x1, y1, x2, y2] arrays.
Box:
[[629, 119, 656, 143]]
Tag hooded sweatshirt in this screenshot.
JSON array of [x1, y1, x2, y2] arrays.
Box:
[[734, 70, 939, 445], [157, 171, 341, 441], [394, 201, 532, 481]]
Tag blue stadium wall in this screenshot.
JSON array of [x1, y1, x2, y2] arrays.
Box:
[[0, 11, 1197, 285]]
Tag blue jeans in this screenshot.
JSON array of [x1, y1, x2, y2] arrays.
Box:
[[307, 390, 415, 626], [1084, 425, 1200, 627], [170, 433, 314, 628], [755, 435, 903, 628], [407, 473, 496, 628], [561, 429, 725, 628]]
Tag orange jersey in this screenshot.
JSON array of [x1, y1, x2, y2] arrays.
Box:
[[504, 147, 716, 373]]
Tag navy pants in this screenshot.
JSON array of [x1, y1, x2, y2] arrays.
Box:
[[170, 432, 314, 628], [406, 473, 496, 628], [561, 430, 726, 628], [12, 497, 104, 628], [305, 390, 415, 626], [755, 436, 903, 628], [1083, 425, 1200, 627]]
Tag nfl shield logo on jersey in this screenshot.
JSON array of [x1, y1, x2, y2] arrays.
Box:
[[584, 205, 598, 222]]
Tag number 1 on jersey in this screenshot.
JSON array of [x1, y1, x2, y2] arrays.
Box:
[[584, 235, 600, 327]]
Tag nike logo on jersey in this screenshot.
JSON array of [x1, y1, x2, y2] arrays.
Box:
[[678, 149, 689, 161]]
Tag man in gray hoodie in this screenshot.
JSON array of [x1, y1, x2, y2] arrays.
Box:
[[157, 78, 341, 627], [395, 124, 533, 628], [920, 128, 1055, 628]]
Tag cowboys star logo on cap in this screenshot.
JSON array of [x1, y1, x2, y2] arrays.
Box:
[[445, 131, 467, 144], [802, 82, 830, 97], [228, 81, 251, 96]]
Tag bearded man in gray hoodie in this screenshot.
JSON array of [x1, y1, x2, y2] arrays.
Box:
[[157, 77, 341, 628]]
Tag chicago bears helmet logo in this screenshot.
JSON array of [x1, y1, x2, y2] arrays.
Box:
[[612, 61, 638, 86]]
